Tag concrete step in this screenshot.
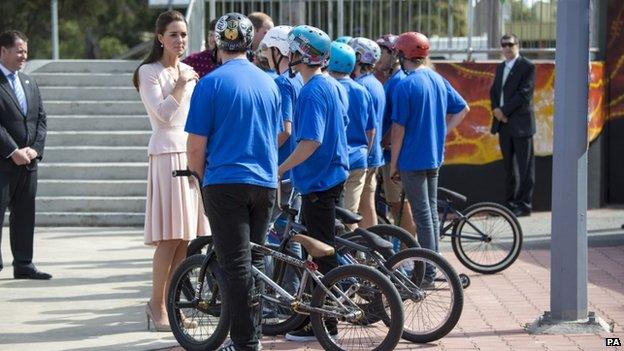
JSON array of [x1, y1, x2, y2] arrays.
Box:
[[37, 196, 145, 213], [45, 146, 147, 163], [5, 211, 145, 226], [41, 86, 140, 101], [46, 131, 151, 147], [38, 179, 147, 196], [36, 60, 140, 74], [32, 212, 145, 226], [38, 162, 148, 180], [47, 115, 150, 131], [44, 101, 146, 115], [32, 73, 134, 87]]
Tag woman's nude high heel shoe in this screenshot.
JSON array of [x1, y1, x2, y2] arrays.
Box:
[[145, 301, 172, 332]]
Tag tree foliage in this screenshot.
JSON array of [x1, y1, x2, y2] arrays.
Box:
[[0, 0, 162, 59]]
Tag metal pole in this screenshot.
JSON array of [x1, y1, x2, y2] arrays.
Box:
[[337, 0, 344, 36], [467, 0, 473, 60], [51, 0, 59, 60], [210, 0, 217, 20], [550, 0, 590, 322]]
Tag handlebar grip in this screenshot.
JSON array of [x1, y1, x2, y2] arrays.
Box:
[[172, 170, 192, 177]]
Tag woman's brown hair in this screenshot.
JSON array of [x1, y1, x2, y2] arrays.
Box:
[[132, 10, 187, 91]]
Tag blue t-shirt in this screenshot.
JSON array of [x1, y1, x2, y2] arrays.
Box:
[[355, 73, 386, 168], [338, 77, 375, 171], [185, 58, 282, 188], [382, 69, 406, 163], [291, 74, 349, 194], [391, 68, 467, 172], [265, 69, 279, 79], [275, 72, 304, 180]]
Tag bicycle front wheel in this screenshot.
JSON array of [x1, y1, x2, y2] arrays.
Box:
[[310, 264, 404, 351], [451, 202, 523, 274], [167, 254, 230, 351], [385, 248, 463, 343]]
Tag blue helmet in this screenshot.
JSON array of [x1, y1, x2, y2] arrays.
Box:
[[335, 36, 353, 44], [328, 41, 356, 74], [287, 25, 331, 66]]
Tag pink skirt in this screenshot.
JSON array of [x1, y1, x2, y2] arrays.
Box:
[[144, 152, 210, 245]]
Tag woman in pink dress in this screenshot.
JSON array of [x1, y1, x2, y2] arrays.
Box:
[[132, 10, 209, 331]]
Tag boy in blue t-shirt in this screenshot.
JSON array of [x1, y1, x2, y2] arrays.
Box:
[[328, 41, 375, 221], [278, 25, 348, 342], [351, 37, 385, 229], [185, 13, 281, 351], [376, 34, 417, 237], [390, 32, 470, 285]]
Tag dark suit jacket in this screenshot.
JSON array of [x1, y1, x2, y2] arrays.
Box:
[[0, 71, 47, 171], [489, 56, 536, 138]]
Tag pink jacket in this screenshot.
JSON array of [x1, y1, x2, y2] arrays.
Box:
[[138, 62, 196, 155]]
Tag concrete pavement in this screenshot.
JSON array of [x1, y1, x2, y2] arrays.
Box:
[[0, 208, 623, 351]]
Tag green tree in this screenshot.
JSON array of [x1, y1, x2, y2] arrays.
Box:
[[0, 0, 162, 59]]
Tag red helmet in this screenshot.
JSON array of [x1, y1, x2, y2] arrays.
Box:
[[394, 32, 430, 60]]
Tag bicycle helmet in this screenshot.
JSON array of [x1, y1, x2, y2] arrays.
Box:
[[349, 37, 381, 65], [394, 31, 430, 59], [287, 25, 331, 66], [376, 34, 398, 51], [214, 12, 254, 52], [335, 36, 353, 44], [328, 41, 356, 74], [260, 25, 292, 57]]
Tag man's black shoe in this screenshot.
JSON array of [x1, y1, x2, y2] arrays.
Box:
[[14, 267, 52, 280], [512, 208, 531, 217]]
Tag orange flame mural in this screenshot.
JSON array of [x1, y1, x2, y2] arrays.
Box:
[[434, 62, 606, 165]]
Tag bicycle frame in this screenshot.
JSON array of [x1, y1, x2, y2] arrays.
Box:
[[438, 199, 491, 242]]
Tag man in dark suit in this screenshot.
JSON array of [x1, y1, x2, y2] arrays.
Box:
[[489, 34, 536, 217], [0, 30, 50, 279]]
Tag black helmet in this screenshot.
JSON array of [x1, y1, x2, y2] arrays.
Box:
[[215, 12, 254, 52]]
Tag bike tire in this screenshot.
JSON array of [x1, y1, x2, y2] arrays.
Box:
[[385, 248, 464, 343], [167, 254, 230, 351], [366, 224, 420, 257], [310, 264, 404, 351], [451, 202, 523, 274], [186, 236, 213, 257]]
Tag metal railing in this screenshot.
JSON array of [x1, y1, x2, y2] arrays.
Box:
[[163, 0, 602, 60]]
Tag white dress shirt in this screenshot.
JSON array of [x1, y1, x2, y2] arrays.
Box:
[[500, 54, 520, 107]]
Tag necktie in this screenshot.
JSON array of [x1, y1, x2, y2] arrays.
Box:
[[500, 64, 510, 107], [8, 73, 27, 115]]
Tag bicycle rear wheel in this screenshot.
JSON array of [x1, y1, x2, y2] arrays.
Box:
[[451, 202, 523, 274], [167, 254, 230, 351], [310, 264, 404, 351], [385, 248, 463, 343]]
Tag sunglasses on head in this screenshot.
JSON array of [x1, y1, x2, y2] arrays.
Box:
[[501, 42, 517, 48]]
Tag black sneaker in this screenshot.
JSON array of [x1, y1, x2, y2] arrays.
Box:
[[285, 324, 316, 342], [285, 324, 338, 342], [218, 339, 263, 350]]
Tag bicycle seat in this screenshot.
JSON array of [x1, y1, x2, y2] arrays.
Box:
[[352, 228, 393, 251], [438, 187, 467, 205], [335, 206, 363, 224], [291, 234, 335, 258]]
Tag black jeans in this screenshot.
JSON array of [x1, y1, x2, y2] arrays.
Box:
[[203, 184, 276, 351], [300, 182, 344, 275]]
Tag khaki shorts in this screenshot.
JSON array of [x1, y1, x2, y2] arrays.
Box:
[[381, 163, 403, 203], [361, 167, 378, 197], [343, 168, 367, 212]]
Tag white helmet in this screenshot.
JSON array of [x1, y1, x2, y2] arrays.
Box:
[[349, 37, 381, 65], [260, 25, 293, 57]]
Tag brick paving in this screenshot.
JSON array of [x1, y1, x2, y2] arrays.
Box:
[[166, 245, 624, 351]]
